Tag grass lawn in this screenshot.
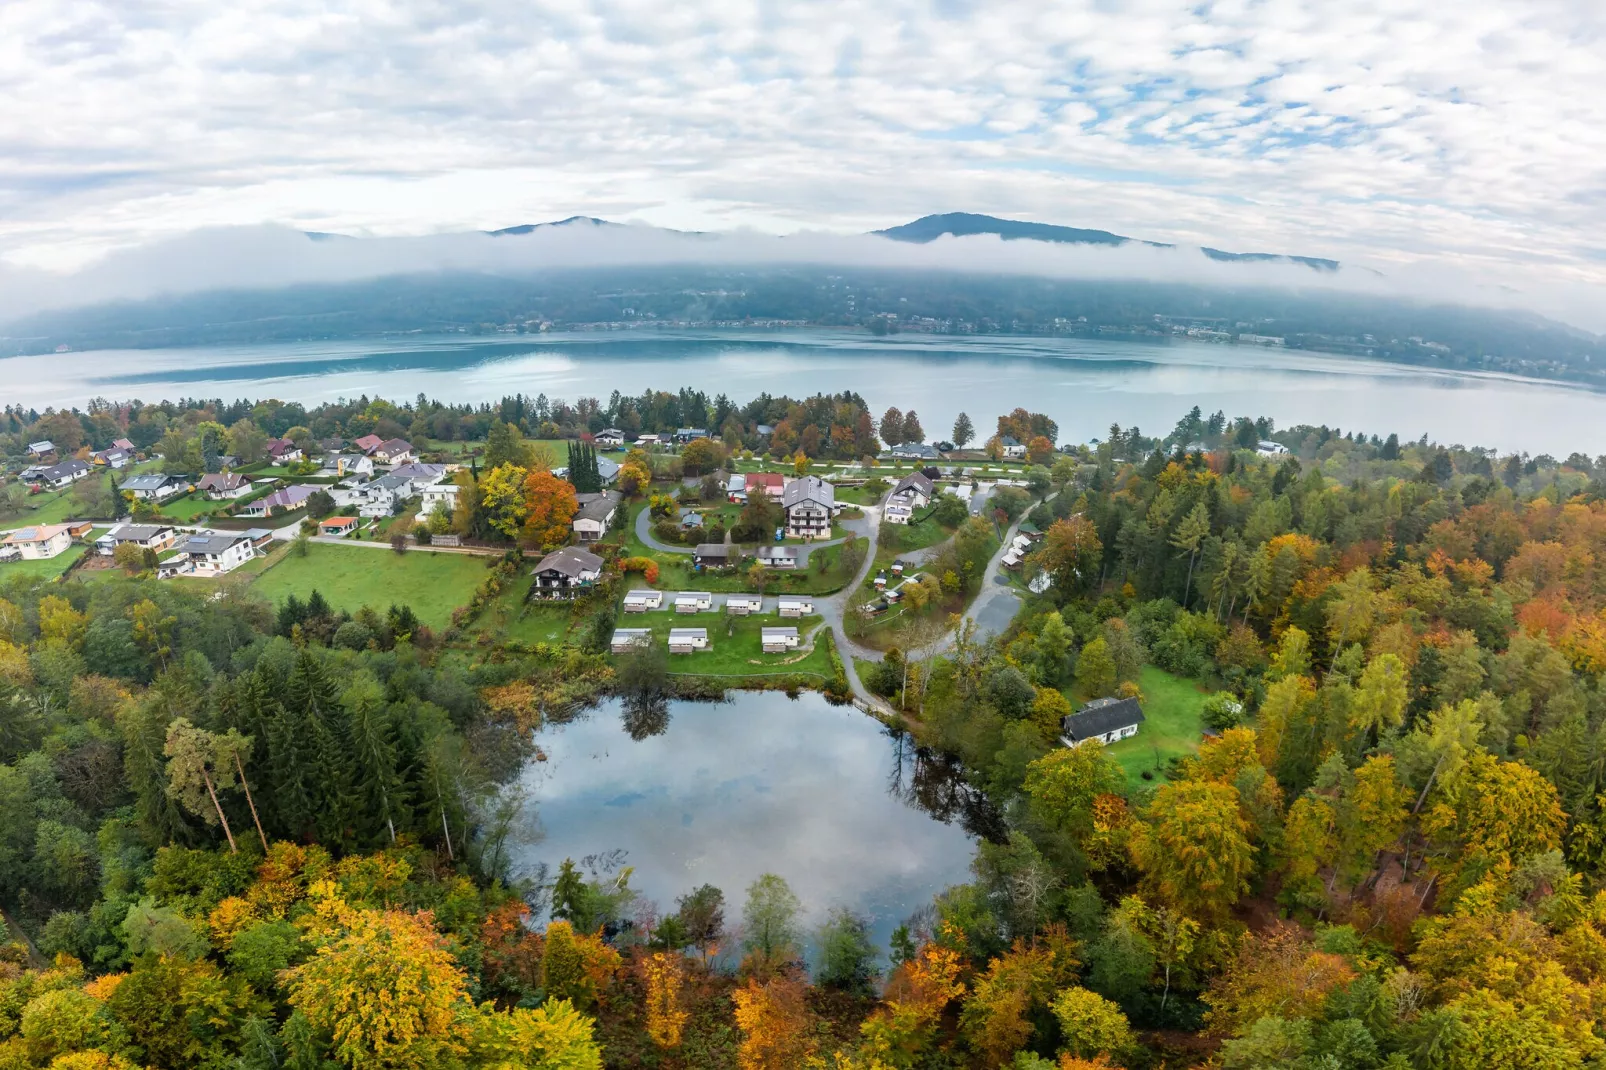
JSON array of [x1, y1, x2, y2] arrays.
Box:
[[880, 516, 954, 555], [1104, 666, 1213, 785], [250, 542, 491, 627], [469, 572, 579, 645], [157, 493, 227, 523], [624, 613, 835, 679], [0, 542, 89, 582], [3, 487, 82, 527]]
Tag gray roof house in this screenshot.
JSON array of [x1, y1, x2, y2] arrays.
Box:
[[120, 473, 187, 500], [781, 475, 836, 538], [1061, 697, 1146, 747], [532, 546, 604, 599], [573, 491, 622, 542], [36, 459, 91, 488]]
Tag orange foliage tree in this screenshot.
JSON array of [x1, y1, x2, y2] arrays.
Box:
[[521, 470, 579, 551], [732, 974, 816, 1070]]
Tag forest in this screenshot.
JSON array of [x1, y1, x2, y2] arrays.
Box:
[[6, 395, 1606, 1068]]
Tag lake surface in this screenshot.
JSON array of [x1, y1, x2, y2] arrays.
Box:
[[7, 328, 1606, 454], [508, 692, 990, 960]]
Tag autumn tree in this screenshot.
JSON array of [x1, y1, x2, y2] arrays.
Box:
[[1052, 986, 1134, 1061], [681, 437, 725, 475], [1038, 516, 1103, 594], [1075, 637, 1117, 699], [1024, 743, 1125, 848], [478, 463, 529, 540], [1130, 780, 1254, 921], [880, 407, 906, 446], [642, 951, 688, 1049], [732, 975, 815, 1070], [521, 470, 579, 550], [952, 412, 975, 448]]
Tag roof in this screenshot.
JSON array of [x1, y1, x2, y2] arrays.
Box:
[[1062, 697, 1146, 740], [761, 627, 799, 639], [893, 472, 935, 498], [534, 546, 604, 577], [104, 524, 172, 542], [321, 515, 358, 525], [777, 596, 813, 605], [675, 591, 712, 601], [668, 628, 707, 639], [376, 438, 413, 455], [4, 524, 71, 544], [596, 428, 625, 437], [746, 471, 784, 489], [266, 437, 299, 454], [612, 628, 651, 640], [888, 442, 940, 459], [757, 545, 799, 560], [390, 462, 446, 483], [112, 438, 134, 450], [240, 528, 274, 541], [355, 434, 385, 452], [364, 472, 412, 493], [623, 589, 660, 601], [181, 533, 251, 555], [727, 474, 746, 491], [120, 473, 180, 491], [197, 472, 248, 492], [94, 447, 131, 461], [254, 484, 317, 510], [1000, 435, 1023, 447], [39, 459, 89, 480], [782, 475, 835, 510], [27, 440, 54, 452], [694, 542, 731, 557], [574, 491, 621, 523], [727, 593, 762, 604], [756, 424, 774, 435]]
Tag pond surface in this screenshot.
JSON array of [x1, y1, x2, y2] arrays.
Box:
[[509, 691, 992, 958]]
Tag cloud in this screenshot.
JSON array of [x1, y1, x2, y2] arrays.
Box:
[[1, 0, 1603, 319]]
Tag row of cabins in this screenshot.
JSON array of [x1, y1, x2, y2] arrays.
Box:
[[610, 626, 801, 655], [693, 543, 799, 569], [620, 589, 814, 616], [1001, 529, 1043, 570]]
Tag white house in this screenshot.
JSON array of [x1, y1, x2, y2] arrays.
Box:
[[725, 594, 764, 615], [2, 524, 73, 560], [372, 439, 416, 464], [532, 546, 604, 599], [1256, 440, 1290, 456], [119, 473, 188, 502], [317, 453, 375, 480], [594, 429, 626, 448], [622, 589, 664, 613], [265, 438, 304, 464], [390, 462, 448, 493], [668, 627, 708, 653], [610, 628, 652, 654], [573, 491, 621, 542], [781, 475, 836, 539], [170, 532, 257, 577], [998, 435, 1027, 459], [1061, 697, 1146, 747], [755, 545, 799, 569], [95, 524, 176, 556], [884, 472, 934, 524], [352, 472, 415, 518], [34, 459, 91, 489], [777, 597, 813, 618], [674, 591, 713, 614], [761, 627, 800, 652], [92, 448, 132, 469], [418, 482, 460, 515]]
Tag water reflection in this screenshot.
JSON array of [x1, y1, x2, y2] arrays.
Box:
[[509, 691, 979, 950]]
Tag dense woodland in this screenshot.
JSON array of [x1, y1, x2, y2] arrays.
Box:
[[6, 395, 1606, 1067]]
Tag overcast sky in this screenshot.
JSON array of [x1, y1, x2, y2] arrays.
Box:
[[3, 0, 1604, 296]]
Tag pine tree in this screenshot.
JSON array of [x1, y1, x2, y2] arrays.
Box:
[[347, 682, 407, 844]]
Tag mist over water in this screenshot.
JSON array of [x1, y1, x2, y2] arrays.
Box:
[[8, 328, 1605, 454]]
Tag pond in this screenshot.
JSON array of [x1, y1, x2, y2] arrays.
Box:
[[509, 691, 995, 961]]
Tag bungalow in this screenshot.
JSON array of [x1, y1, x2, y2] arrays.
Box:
[[1061, 696, 1146, 747], [319, 516, 359, 538], [885, 442, 941, 462], [668, 627, 708, 653], [693, 543, 732, 568], [635, 434, 662, 447], [196, 472, 252, 500], [999, 435, 1027, 460], [610, 628, 653, 654], [95, 524, 176, 556], [594, 429, 626, 448], [726, 473, 747, 503], [532, 546, 604, 599], [1256, 440, 1290, 457], [390, 463, 447, 493], [755, 545, 799, 569], [354, 434, 386, 455], [241, 484, 317, 517], [622, 589, 664, 613], [120, 473, 187, 502], [678, 509, 704, 531], [91, 447, 132, 469], [372, 439, 416, 464], [265, 438, 304, 464], [2, 524, 73, 560], [761, 627, 800, 653], [573, 491, 621, 542], [777, 596, 813, 618], [725, 594, 763, 616], [674, 591, 713, 614], [674, 428, 708, 443], [25, 441, 55, 459], [418, 482, 459, 515], [35, 459, 91, 489], [171, 532, 257, 576], [112, 438, 135, 452], [745, 471, 785, 498], [782, 476, 836, 539], [884, 472, 934, 524]]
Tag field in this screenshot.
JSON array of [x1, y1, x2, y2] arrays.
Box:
[[2, 487, 84, 528], [621, 613, 836, 679], [0, 542, 89, 582], [470, 572, 579, 645], [250, 542, 492, 627], [156, 493, 226, 522], [1104, 666, 1213, 785]]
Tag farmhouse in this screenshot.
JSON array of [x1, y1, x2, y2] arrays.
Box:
[[610, 628, 652, 654], [761, 627, 800, 653], [2, 525, 73, 560], [668, 627, 708, 653], [781, 476, 836, 539], [1061, 696, 1146, 747], [532, 546, 604, 599]]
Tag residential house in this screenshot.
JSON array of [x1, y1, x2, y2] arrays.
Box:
[[884, 442, 941, 462], [319, 437, 347, 454], [781, 475, 836, 539], [674, 591, 713, 614], [573, 491, 621, 542], [762, 627, 800, 653], [1256, 440, 1290, 456], [241, 484, 317, 517], [318, 453, 375, 480], [240, 528, 276, 552], [725, 594, 763, 616], [418, 482, 459, 515], [120, 473, 187, 502], [622, 589, 663, 613], [999, 435, 1027, 459], [95, 524, 176, 556], [610, 628, 652, 654], [91, 447, 132, 469], [755, 545, 799, 569], [25, 441, 55, 459], [726, 473, 747, 502], [755, 424, 774, 437], [352, 472, 414, 517], [389, 463, 447, 493], [679, 509, 704, 531], [532, 546, 604, 599], [265, 438, 304, 463], [777, 597, 814, 618], [2, 524, 73, 559], [693, 543, 732, 568], [372, 439, 416, 464], [745, 471, 785, 498], [1061, 697, 1146, 747], [668, 627, 708, 653], [319, 516, 359, 538], [111, 438, 135, 452], [674, 428, 708, 443], [196, 472, 252, 500], [354, 434, 386, 455], [169, 532, 257, 576], [552, 456, 619, 485], [884, 472, 934, 524], [635, 434, 661, 447], [35, 459, 91, 489], [594, 429, 625, 448]]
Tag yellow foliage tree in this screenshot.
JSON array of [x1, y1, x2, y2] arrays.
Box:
[[733, 975, 815, 1070], [642, 952, 688, 1049]]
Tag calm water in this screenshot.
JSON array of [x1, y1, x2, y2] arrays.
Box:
[[509, 692, 991, 957], [6, 328, 1606, 454]]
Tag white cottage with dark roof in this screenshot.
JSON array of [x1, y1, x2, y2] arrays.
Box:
[[1061, 696, 1145, 747]]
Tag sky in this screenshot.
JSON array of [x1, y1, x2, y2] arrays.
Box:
[[3, 0, 1604, 313]]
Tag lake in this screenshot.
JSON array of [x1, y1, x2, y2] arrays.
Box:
[[508, 691, 993, 961], [8, 328, 1606, 455]]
